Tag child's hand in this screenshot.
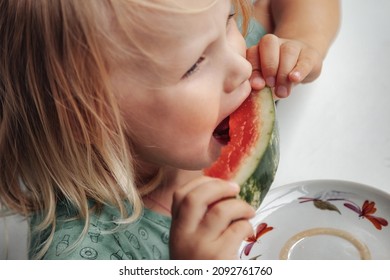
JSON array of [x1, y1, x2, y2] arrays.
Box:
[[247, 34, 323, 98], [169, 177, 255, 259]]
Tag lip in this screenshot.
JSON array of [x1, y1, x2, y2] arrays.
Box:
[[231, 79, 252, 111]]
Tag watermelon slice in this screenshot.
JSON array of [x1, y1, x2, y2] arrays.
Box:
[[204, 87, 279, 209]]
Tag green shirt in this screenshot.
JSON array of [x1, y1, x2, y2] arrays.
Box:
[[245, 18, 266, 47], [29, 202, 172, 260]]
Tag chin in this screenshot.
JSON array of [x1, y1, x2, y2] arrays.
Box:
[[182, 156, 216, 171], [168, 138, 224, 170], [179, 149, 221, 171]]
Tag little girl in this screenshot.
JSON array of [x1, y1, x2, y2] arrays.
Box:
[[0, 0, 257, 259], [0, 0, 339, 259]]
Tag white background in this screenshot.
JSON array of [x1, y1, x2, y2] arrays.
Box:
[[271, 0, 390, 192], [1, 0, 390, 259]]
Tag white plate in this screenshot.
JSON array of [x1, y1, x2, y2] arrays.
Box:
[[239, 180, 390, 260]]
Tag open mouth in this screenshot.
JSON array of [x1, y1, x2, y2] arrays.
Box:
[[213, 116, 230, 145]]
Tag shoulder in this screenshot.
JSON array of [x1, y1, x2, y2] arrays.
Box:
[[41, 205, 171, 260], [42, 208, 122, 260]]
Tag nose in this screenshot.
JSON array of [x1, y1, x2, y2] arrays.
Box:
[[223, 35, 252, 93]]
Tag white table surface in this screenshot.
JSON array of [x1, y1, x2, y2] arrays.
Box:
[[271, 0, 390, 194], [1, 0, 390, 260]]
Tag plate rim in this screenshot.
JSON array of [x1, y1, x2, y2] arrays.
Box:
[[266, 179, 390, 203], [241, 179, 390, 260]]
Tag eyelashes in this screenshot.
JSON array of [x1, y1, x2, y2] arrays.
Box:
[[181, 12, 235, 80], [228, 13, 236, 22], [182, 56, 205, 79]]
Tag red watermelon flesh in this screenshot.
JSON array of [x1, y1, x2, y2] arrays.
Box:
[[206, 92, 259, 179], [204, 87, 279, 208]]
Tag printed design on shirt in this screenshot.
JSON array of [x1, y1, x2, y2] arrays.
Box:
[[124, 251, 136, 260], [152, 245, 162, 259], [113, 232, 122, 247], [56, 234, 70, 256], [113, 230, 148, 259], [110, 250, 125, 260], [52, 211, 169, 259], [138, 227, 149, 240], [125, 230, 141, 249], [161, 231, 169, 244], [80, 247, 98, 260], [88, 222, 102, 243]]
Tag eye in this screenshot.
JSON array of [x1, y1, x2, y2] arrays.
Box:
[[228, 13, 236, 22], [227, 12, 236, 28], [182, 56, 205, 79]]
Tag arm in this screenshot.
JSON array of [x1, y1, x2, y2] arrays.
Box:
[[248, 0, 341, 98], [271, 0, 340, 60]]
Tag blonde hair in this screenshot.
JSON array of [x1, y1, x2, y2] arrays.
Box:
[[0, 0, 252, 259]]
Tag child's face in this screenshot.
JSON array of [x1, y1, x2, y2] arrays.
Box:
[[111, 0, 252, 170]]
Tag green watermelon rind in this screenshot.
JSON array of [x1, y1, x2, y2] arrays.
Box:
[[234, 87, 279, 209], [238, 124, 279, 209]]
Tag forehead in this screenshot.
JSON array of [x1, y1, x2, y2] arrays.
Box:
[[110, 0, 230, 84], [143, 2, 228, 58]]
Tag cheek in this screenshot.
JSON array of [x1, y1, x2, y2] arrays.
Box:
[[133, 127, 217, 170], [131, 104, 220, 168], [115, 77, 223, 168]]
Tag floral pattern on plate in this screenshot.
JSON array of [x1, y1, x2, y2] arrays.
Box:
[[298, 191, 388, 230], [240, 223, 273, 259], [239, 180, 390, 260]]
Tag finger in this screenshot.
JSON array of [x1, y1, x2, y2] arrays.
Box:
[[259, 34, 280, 88], [251, 69, 266, 90], [199, 198, 255, 238], [246, 45, 260, 70], [171, 179, 240, 233], [289, 49, 322, 83], [170, 176, 213, 215], [271, 88, 281, 101], [221, 219, 255, 256], [275, 41, 302, 98], [247, 45, 265, 90]]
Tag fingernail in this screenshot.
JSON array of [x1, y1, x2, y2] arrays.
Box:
[[290, 71, 301, 82], [276, 86, 288, 98], [266, 77, 275, 87], [251, 76, 265, 88]]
